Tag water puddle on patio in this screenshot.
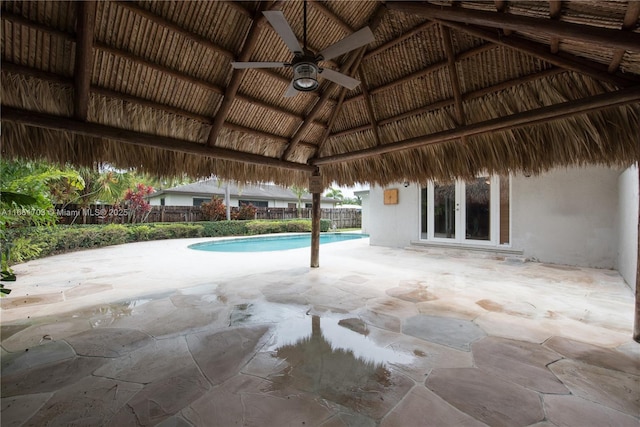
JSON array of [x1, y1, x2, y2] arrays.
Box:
[[231, 302, 415, 417]]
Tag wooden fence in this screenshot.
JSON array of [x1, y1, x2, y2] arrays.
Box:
[[55, 205, 361, 228]]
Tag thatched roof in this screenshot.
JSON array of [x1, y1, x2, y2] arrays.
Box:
[[2, 1, 639, 187]]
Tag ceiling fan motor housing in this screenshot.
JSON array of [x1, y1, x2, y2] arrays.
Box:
[[291, 53, 319, 91]]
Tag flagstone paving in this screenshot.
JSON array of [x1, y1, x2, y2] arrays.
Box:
[[1, 237, 638, 426]]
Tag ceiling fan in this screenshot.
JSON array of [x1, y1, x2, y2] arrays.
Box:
[[231, 1, 375, 97]]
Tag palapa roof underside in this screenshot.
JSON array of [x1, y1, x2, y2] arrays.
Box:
[[1, 0, 639, 187]]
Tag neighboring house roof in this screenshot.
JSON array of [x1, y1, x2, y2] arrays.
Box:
[[149, 179, 336, 203]]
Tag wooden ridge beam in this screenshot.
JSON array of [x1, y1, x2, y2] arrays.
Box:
[[207, 2, 276, 147], [437, 20, 637, 88], [73, 1, 96, 121], [313, 86, 640, 166], [387, 1, 640, 52], [2, 107, 316, 173]]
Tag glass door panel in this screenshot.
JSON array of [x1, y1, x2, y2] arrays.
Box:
[[464, 177, 491, 241], [434, 183, 456, 239]]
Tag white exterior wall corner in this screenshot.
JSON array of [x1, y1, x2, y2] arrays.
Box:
[[511, 166, 621, 269], [368, 184, 419, 248], [616, 164, 639, 290]]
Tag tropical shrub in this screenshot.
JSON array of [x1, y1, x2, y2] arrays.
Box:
[[232, 203, 257, 220], [200, 196, 227, 221]]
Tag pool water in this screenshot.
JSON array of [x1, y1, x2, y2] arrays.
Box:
[[189, 233, 368, 252]]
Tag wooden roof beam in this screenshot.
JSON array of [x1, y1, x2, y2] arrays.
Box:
[[441, 26, 465, 126], [73, 1, 97, 121], [437, 20, 638, 88], [309, 0, 353, 34], [330, 67, 565, 139], [2, 62, 317, 151], [314, 49, 368, 157], [2, 107, 316, 173], [113, 1, 295, 90], [494, 0, 512, 36], [280, 48, 362, 161], [549, 1, 563, 54], [281, 4, 386, 161], [207, 2, 276, 147], [345, 43, 496, 105], [313, 86, 640, 166], [359, 68, 382, 145], [609, 2, 640, 73], [387, 2, 640, 52], [364, 21, 436, 60]]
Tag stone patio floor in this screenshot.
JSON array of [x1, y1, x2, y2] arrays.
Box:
[[1, 236, 638, 426]]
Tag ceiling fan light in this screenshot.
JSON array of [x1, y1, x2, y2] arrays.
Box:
[[293, 63, 318, 91]]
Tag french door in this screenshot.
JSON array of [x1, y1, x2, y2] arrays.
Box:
[[420, 176, 510, 246]]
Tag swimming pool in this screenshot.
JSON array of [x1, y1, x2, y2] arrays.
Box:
[[189, 233, 368, 252]]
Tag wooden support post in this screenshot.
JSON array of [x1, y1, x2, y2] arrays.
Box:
[[310, 172, 322, 268], [634, 168, 640, 342], [311, 192, 321, 268]]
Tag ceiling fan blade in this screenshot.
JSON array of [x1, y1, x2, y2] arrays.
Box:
[[263, 11, 303, 54], [231, 62, 288, 69], [319, 68, 361, 90], [317, 27, 375, 61], [284, 81, 298, 98]]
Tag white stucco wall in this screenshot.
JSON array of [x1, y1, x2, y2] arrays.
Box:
[[511, 166, 620, 268], [368, 184, 419, 248], [616, 165, 639, 290], [355, 190, 370, 234], [367, 166, 628, 270]]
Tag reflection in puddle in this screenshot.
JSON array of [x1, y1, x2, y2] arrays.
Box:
[[231, 302, 414, 416]]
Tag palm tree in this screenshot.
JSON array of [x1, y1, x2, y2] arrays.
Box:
[[290, 186, 307, 218], [324, 187, 344, 204]]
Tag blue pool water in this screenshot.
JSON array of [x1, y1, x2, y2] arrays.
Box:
[[189, 233, 368, 252]]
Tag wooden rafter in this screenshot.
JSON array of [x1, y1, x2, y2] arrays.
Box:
[[441, 26, 465, 126], [494, 0, 512, 36], [207, 2, 275, 147], [549, 1, 563, 54], [364, 21, 436, 60], [345, 43, 495, 105], [437, 20, 637, 88], [114, 1, 295, 90], [2, 107, 316, 173], [609, 2, 640, 74], [2, 62, 318, 152], [314, 86, 640, 165], [358, 68, 381, 145], [387, 2, 640, 52], [314, 48, 368, 157], [0, 12, 324, 125], [73, 1, 96, 121], [280, 4, 387, 161], [330, 67, 565, 139], [279, 49, 361, 161], [309, 0, 353, 34]]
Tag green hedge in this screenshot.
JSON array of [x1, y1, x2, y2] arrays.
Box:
[[5, 218, 334, 264]]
